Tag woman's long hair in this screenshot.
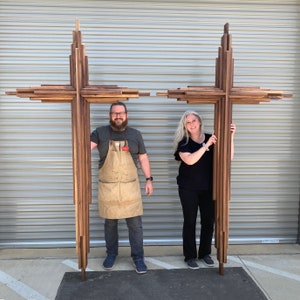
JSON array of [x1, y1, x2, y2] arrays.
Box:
[[174, 111, 204, 150]]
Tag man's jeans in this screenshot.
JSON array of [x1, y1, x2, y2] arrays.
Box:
[[104, 216, 144, 261]]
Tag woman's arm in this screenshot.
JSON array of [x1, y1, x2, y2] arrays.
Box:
[[230, 124, 236, 160], [179, 134, 217, 165]]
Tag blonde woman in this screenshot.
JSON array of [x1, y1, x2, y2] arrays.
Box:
[[174, 111, 236, 269]]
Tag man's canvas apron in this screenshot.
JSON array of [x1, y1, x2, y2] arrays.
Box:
[[98, 140, 143, 219]]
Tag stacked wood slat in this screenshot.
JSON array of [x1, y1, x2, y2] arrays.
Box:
[[6, 20, 148, 280], [159, 23, 291, 275]]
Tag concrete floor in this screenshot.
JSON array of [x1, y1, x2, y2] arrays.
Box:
[[0, 244, 299, 300]]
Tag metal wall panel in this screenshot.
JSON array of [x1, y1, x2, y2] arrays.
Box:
[[0, 0, 299, 248]]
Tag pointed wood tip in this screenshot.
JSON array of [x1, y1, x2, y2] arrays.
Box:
[[224, 23, 229, 34], [75, 18, 80, 31]]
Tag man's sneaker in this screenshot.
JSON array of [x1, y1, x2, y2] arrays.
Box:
[[201, 255, 214, 267], [103, 254, 117, 270], [186, 258, 200, 270], [133, 259, 147, 274]]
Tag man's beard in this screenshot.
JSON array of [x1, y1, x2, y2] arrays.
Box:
[[110, 118, 128, 131]]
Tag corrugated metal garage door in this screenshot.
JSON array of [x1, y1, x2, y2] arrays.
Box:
[[0, 0, 299, 248]]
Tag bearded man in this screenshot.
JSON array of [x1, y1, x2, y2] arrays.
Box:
[[90, 102, 153, 274]]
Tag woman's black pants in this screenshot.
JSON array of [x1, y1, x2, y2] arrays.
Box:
[[178, 188, 215, 261]]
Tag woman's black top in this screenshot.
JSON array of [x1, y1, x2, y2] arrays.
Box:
[[174, 133, 214, 191]]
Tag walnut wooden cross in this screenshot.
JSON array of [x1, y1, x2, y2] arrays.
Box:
[[6, 20, 148, 280], [158, 23, 292, 275]]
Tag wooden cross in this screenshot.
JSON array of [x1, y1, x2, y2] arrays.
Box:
[[158, 23, 292, 275], [6, 20, 148, 280]]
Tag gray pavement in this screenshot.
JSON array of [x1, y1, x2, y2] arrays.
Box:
[[0, 244, 300, 300]]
